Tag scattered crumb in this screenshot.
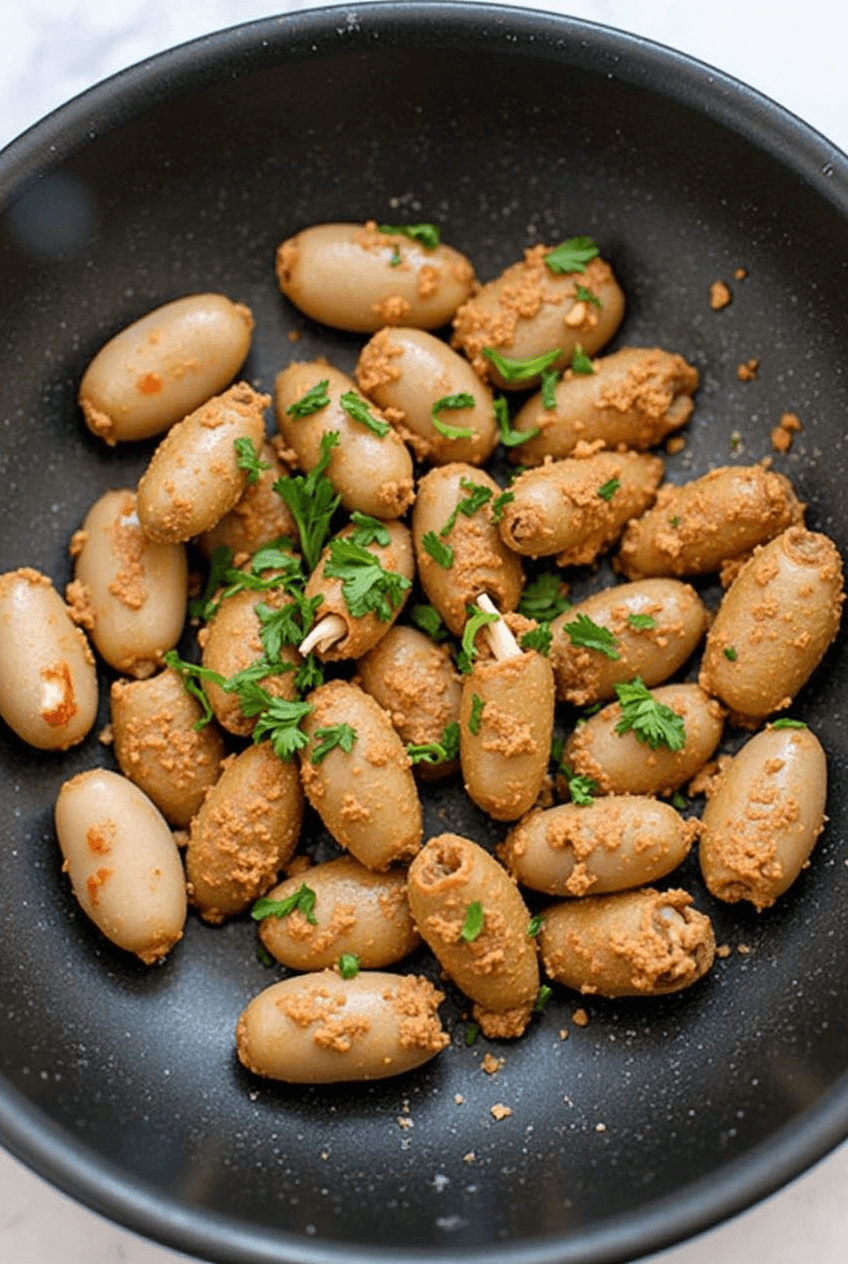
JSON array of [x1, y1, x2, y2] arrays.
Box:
[[572, 1008, 589, 1027], [665, 435, 686, 455], [736, 357, 759, 381], [716, 944, 732, 959], [490, 1104, 512, 1121], [287, 329, 302, 343], [737, 943, 751, 955], [397, 1116, 414, 1130], [98, 723, 114, 745], [481, 1053, 503, 1076], [595, 1122, 607, 1133], [729, 429, 743, 452], [172, 829, 189, 850], [734, 266, 748, 280], [558, 1028, 570, 1041], [320, 1151, 329, 1161], [463, 1152, 476, 1163], [771, 410, 803, 453], [710, 280, 732, 310], [454, 1094, 464, 1105]]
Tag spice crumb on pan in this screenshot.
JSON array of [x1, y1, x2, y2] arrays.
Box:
[[737, 943, 751, 955], [734, 266, 748, 280], [771, 411, 803, 453], [716, 944, 731, 958], [463, 1151, 476, 1163], [490, 1103, 512, 1121], [665, 435, 686, 455], [709, 280, 732, 310], [558, 1028, 570, 1040], [737, 357, 759, 381], [572, 1008, 590, 1027], [481, 1052, 503, 1075], [595, 1122, 607, 1133]]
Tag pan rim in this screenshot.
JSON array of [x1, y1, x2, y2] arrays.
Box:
[[2, 4, 848, 1262]]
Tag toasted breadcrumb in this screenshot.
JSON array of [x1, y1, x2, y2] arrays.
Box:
[[771, 411, 802, 453], [710, 281, 732, 310], [737, 357, 759, 382], [490, 1103, 512, 1121], [716, 944, 731, 958], [481, 1053, 503, 1075], [572, 1008, 589, 1027], [734, 266, 748, 280]]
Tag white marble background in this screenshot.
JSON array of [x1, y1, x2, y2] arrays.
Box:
[[2, 2, 848, 1263]]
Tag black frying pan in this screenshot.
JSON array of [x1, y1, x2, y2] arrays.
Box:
[[2, 5, 848, 1263]]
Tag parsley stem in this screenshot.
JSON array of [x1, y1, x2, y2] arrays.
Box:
[[299, 612, 347, 656]]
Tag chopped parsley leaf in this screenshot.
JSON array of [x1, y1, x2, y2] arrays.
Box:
[[349, 511, 391, 548], [518, 572, 571, 622], [493, 396, 539, 448], [468, 693, 485, 735], [411, 603, 449, 641], [482, 344, 562, 384], [723, 646, 738, 661], [439, 478, 493, 537], [338, 952, 361, 979], [457, 607, 500, 674], [234, 436, 272, 485], [407, 720, 461, 766], [431, 393, 476, 440], [286, 379, 331, 419], [520, 624, 552, 656], [274, 430, 341, 571], [162, 651, 224, 729], [563, 613, 620, 660], [544, 235, 599, 275], [377, 222, 441, 249], [570, 344, 595, 375], [324, 537, 411, 621], [540, 365, 560, 411], [490, 489, 515, 523], [252, 882, 318, 924], [772, 718, 807, 730], [575, 283, 603, 309], [422, 531, 454, 569], [311, 723, 357, 764], [339, 390, 390, 437], [597, 477, 620, 501], [534, 984, 553, 1013], [613, 677, 685, 752], [627, 613, 658, 630], [527, 914, 545, 938], [460, 901, 485, 942]]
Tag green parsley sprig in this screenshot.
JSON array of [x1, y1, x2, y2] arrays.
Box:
[[377, 222, 441, 249], [324, 537, 412, 621], [493, 396, 539, 448], [339, 390, 390, 438], [613, 678, 685, 752], [286, 379, 330, 419], [439, 478, 493, 537], [518, 573, 571, 622], [274, 431, 341, 571], [482, 345, 562, 384], [544, 235, 599, 274], [234, 436, 272, 485], [563, 613, 620, 660], [457, 607, 500, 673], [311, 723, 358, 764], [407, 720, 461, 766], [252, 882, 318, 924], [431, 393, 476, 440]]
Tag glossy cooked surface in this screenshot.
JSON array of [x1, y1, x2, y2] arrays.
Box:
[[2, 6, 848, 1264]]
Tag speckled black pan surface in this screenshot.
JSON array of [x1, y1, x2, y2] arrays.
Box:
[[2, 5, 848, 1263]]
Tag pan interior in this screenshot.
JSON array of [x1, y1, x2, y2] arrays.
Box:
[[2, 6, 848, 1263]]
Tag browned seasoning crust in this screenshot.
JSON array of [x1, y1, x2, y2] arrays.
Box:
[[616, 463, 804, 580], [451, 248, 620, 382], [110, 669, 225, 826], [407, 833, 539, 1038], [539, 888, 715, 997], [460, 651, 554, 821], [513, 346, 699, 464], [499, 449, 664, 565], [356, 625, 462, 779], [185, 741, 304, 924], [299, 679, 423, 870], [235, 971, 449, 1083]]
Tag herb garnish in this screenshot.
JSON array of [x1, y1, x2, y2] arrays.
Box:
[[482, 345, 562, 384], [411, 603, 449, 641], [241, 690, 315, 759], [407, 720, 461, 766], [457, 607, 500, 673], [534, 985, 553, 1013], [286, 379, 330, 419], [252, 882, 318, 924], [377, 222, 441, 249], [422, 531, 454, 570], [563, 613, 620, 660], [562, 767, 598, 806], [493, 396, 539, 448], [338, 952, 361, 979], [540, 366, 560, 411], [723, 646, 738, 661], [311, 723, 358, 764], [627, 613, 658, 630], [339, 390, 390, 437], [431, 393, 476, 440], [490, 490, 515, 523], [519, 625, 552, 656], [544, 236, 599, 275], [613, 678, 686, 751], [274, 431, 341, 571], [234, 437, 271, 485], [162, 651, 224, 729], [518, 572, 571, 622], [527, 914, 545, 938], [439, 478, 493, 537], [324, 537, 411, 621], [349, 511, 391, 548], [772, 718, 807, 730], [468, 693, 485, 735], [460, 901, 485, 942], [570, 344, 595, 375], [575, 283, 603, 309], [597, 478, 620, 501]]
